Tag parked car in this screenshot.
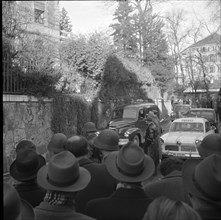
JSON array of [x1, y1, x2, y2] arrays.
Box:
[[160, 117, 215, 159], [186, 108, 219, 133], [108, 102, 161, 147], [170, 104, 191, 121]]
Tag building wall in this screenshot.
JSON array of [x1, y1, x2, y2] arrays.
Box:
[[182, 42, 221, 82], [3, 95, 53, 173]]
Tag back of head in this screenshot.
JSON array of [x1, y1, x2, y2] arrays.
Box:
[[197, 134, 221, 157], [65, 135, 88, 157], [47, 133, 67, 154], [84, 122, 97, 134], [142, 196, 202, 220], [159, 156, 184, 176], [16, 140, 36, 154], [93, 129, 119, 151]]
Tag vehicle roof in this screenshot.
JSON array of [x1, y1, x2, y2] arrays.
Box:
[[190, 108, 215, 111], [173, 117, 208, 123], [125, 103, 157, 108]]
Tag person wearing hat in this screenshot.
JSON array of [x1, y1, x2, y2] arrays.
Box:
[[65, 135, 117, 214], [9, 149, 46, 207], [182, 154, 221, 220], [92, 128, 120, 163], [7, 139, 37, 186], [83, 122, 100, 163], [197, 133, 221, 158], [34, 151, 96, 220], [45, 133, 67, 162], [85, 141, 155, 220], [4, 182, 35, 220], [144, 156, 190, 204]]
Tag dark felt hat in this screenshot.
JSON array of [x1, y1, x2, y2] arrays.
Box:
[[197, 133, 221, 157], [93, 129, 119, 151], [4, 182, 35, 220], [84, 122, 97, 133], [47, 133, 67, 153], [182, 154, 221, 207], [37, 151, 91, 192], [15, 139, 36, 154], [10, 149, 46, 181], [104, 141, 155, 182]]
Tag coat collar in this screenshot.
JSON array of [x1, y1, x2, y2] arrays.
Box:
[[111, 187, 147, 199]]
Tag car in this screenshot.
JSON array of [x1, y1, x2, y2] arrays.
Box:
[[170, 104, 191, 122], [160, 117, 215, 159], [108, 102, 161, 147], [186, 108, 219, 133]]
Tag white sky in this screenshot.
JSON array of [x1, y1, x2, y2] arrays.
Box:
[[59, 1, 217, 38]]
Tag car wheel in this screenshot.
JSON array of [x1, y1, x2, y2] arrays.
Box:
[[132, 135, 140, 146]]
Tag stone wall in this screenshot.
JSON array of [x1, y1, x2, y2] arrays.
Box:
[[3, 95, 53, 172]]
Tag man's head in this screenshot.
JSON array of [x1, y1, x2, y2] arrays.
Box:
[[159, 156, 184, 176], [104, 141, 155, 183], [182, 154, 221, 208], [47, 133, 67, 158], [65, 135, 88, 158], [93, 129, 119, 152], [37, 151, 91, 193], [197, 133, 221, 158]]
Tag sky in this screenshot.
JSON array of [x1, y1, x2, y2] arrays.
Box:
[[59, 1, 218, 40]]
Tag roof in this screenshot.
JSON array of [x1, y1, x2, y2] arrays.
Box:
[[184, 33, 221, 51], [174, 117, 207, 123], [125, 103, 156, 108]]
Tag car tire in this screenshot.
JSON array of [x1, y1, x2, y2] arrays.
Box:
[[132, 135, 140, 146]]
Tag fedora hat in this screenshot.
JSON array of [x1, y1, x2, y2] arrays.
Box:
[[197, 133, 221, 157], [15, 140, 36, 154], [47, 133, 67, 153], [37, 151, 91, 192], [182, 154, 221, 207], [10, 149, 46, 181], [84, 122, 97, 133], [65, 135, 88, 157], [104, 141, 155, 182], [93, 129, 119, 151], [4, 182, 35, 220]]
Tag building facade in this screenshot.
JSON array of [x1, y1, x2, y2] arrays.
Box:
[[181, 33, 221, 83]]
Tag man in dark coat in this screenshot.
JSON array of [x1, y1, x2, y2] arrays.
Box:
[[85, 142, 155, 220], [65, 135, 118, 214], [144, 156, 190, 204], [9, 149, 46, 207]]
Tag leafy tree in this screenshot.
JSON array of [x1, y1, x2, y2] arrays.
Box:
[[59, 7, 72, 34]]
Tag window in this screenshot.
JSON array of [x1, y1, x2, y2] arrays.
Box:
[[209, 66, 215, 73], [205, 122, 211, 132], [218, 65, 221, 73], [34, 9, 44, 24]]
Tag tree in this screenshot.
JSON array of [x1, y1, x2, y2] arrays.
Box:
[[110, 0, 174, 96], [59, 7, 72, 35]]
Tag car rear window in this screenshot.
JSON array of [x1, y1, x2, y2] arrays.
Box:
[[190, 110, 215, 120], [123, 107, 137, 119], [170, 122, 204, 132]]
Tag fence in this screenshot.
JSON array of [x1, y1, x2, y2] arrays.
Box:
[[3, 51, 38, 94]]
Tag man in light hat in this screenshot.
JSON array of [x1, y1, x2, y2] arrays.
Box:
[[182, 154, 221, 220], [4, 182, 35, 220], [85, 141, 155, 220], [65, 135, 117, 214], [34, 151, 96, 220]]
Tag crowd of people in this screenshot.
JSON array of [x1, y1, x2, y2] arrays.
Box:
[[4, 119, 221, 220]]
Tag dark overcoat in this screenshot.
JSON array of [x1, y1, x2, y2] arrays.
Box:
[[144, 170, 190, 204], [75, 158, 117, 213], [85, 187, 153, 220]]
